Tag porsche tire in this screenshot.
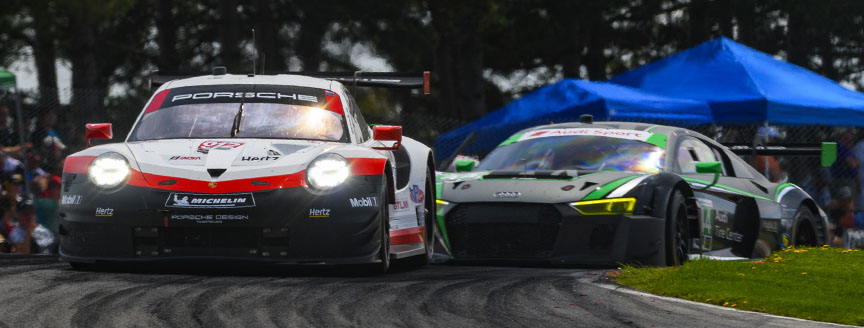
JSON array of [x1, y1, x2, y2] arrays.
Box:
[[363, 186, 391, 274], [409, 167, 436, 266]]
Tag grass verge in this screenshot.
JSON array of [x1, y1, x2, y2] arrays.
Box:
[[615, 246, 864, 326]]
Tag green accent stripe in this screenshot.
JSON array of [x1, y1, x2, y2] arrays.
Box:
[[498, 132, 525, 147], [682, 177, 773, 201], [774, 183, 797, 201], [435, 182, 451, 247], [646, 133, 667, 149], [582, 175, 642, 201]]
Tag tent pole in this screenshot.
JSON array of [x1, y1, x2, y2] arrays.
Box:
[[13, 88, 30, 194]]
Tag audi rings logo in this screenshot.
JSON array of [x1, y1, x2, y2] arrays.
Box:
[[493, 192, 521, 198]]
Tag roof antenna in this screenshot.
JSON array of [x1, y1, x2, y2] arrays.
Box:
[[352, 71, 362, 95], [250, 28, 257, 76]]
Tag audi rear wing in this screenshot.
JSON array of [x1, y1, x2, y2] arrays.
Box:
[[724, 142, 837, 167], [150, 69, 431, 94]]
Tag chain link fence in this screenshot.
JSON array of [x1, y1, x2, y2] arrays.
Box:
[[3, 88, 863, 250]]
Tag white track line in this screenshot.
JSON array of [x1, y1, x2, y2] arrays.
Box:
[[576, 275, 860, 328]]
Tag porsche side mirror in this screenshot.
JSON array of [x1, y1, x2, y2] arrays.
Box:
[[372, 125, 402, 151], [85, 123, 113, 147], [695, 161, 721, 190], [455, 160, 476, 172]]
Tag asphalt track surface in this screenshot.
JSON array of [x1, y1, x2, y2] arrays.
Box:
[[0, 256, 845, 328]]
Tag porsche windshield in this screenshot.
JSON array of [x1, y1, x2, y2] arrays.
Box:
[[129, 85, 348, 142], [477, 134, 665, 173]]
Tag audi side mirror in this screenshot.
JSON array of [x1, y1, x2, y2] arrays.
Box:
[[455, 160, 476, 172], [695, 161, 721, 189]]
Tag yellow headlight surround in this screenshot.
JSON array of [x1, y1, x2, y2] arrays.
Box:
[[435, 199, 450, 206], [570, 198, 636, 215]]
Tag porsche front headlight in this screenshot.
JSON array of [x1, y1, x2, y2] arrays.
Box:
[[569, 198, 636, 215], [306, 153, 351, 189], [88, 152, 131, 188]]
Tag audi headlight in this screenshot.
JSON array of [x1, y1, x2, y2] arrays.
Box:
[[569, 198, 636, 215], [306, 153, 351, 189], [88, 152, 131, 188]]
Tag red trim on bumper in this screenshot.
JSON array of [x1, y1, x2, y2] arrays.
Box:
[[390, 226, 424, 245], [126, 169, 306, 193], [349, 157, 387, 175], [64, 155, 387, 193], [63, 156, 96, 174]]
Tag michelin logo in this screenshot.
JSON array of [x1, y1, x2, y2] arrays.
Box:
[[166, 193, 256, 208], [349, 197, 378, 208]]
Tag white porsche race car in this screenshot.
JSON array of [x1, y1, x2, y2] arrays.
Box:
[[59, 69, 437, 273]]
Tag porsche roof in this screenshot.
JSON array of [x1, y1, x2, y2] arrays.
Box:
[[157, 74, 335, 91]]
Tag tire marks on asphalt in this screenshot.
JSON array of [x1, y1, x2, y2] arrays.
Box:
[[0, 261, 843, 328]]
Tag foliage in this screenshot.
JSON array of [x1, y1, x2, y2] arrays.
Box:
[[0, 0, 863, 138]]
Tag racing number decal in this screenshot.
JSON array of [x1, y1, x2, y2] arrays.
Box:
[[198, 141, 244, 151], [697, 198, 715, 250]]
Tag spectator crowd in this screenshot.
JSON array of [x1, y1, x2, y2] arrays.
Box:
[[751, 127, 864, 248], [0, 104, 66, 255]]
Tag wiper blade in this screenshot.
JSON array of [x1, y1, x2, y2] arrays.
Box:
[[231, 90, 247, 137], [483, 170, 577, 180]]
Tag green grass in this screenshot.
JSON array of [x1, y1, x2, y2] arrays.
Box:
[[615, 247, 864, 325]]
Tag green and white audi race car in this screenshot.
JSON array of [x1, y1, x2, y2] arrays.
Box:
[[435, 118, 835, 266]]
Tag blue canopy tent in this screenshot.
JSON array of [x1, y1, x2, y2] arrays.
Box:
[[434, 79, 713, 160], [611, 36, 864, 126]]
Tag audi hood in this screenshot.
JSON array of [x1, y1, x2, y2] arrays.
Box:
[[437, 170, 651, 204]]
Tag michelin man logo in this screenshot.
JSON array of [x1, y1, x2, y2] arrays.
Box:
[[409, 185, 424, 203]]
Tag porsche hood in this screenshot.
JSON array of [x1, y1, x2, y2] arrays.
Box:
[[126, 139, 324, 182]]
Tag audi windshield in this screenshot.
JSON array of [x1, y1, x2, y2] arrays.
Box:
[[477, 128, 666, 173]]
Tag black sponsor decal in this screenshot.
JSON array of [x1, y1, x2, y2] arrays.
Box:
[[61, 194, 83, 205], [161, 85, 327, 109], [240, 156, 280, 162], [165, 192, 256, 208], [170, 156, 202, 160], [349, 197, 378, 208], [170, 214, 249, 224], [171, 92, 318, 103]]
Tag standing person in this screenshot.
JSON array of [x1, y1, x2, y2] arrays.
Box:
[[36, 176, 61, 234], [30, 111, 66, 166], [831, 129, 861, 201], [0, 195, 11, 253], [852, 129, 864, 211], [25, 152, 48, 195], [754, 126, 787, 182], [0, 105, 22, 154], [9, 194, 55, 254]]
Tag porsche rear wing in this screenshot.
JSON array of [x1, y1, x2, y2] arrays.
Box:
[[724, 142, 837, 167], [150, 69, 431, 94]]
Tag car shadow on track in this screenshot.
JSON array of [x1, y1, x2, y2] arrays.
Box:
[[64, 257, 431, 278]]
